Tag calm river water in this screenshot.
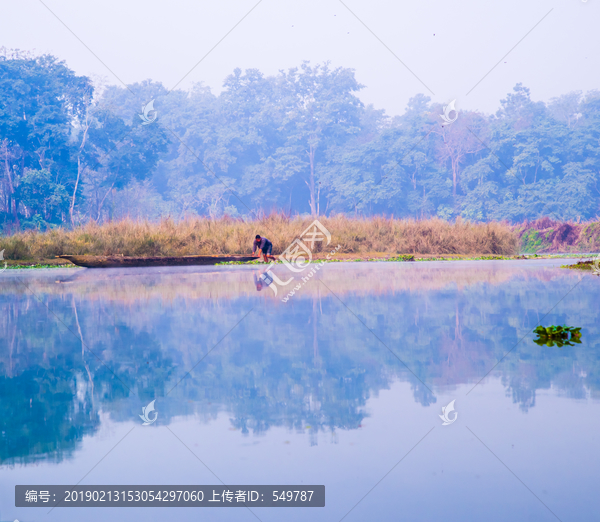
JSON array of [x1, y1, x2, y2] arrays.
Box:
[[1, 260, 599, 521]]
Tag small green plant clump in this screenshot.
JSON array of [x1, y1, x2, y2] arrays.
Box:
[[533, 325, 582, 347], [561, 260, 595, 271], [215, 259, 263, 266], [4, 263, 76, 269], [387, 254, 415, 262]]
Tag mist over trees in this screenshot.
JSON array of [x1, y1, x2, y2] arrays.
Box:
[[1, 49, 600, 232]]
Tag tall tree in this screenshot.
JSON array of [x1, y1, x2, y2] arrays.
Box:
[[0, 52, 91, 229], [273, 62, 364, 215]]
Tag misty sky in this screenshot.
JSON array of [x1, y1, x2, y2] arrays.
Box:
[[1, 0, 598, 116]]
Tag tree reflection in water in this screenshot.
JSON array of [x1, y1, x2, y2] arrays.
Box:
[[0, 262, 597, 464]]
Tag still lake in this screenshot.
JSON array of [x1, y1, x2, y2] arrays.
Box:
[[1, 260, 599, 522]]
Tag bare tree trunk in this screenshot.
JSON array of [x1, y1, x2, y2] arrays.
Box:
[[316, 182, 321, 216], [11, 194, 19, 230], [452, 155, 459, 196], [2, 140, 19, 229], [97, 180, 116, 222], [70, 156, 83, 226], [8, 322, 17, 378], [305, 143, 317, 216], [2, 141, 14, 194], [70, 115, 90, 226], [72, 295, 95, 409], [72, 294, 86, 358]]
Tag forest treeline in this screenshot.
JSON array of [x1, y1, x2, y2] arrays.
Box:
[[1, 48, 600, 232]]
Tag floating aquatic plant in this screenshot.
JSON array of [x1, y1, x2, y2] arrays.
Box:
[[215, 259, 263, 265], [387, 254, 415, 262], [561, 260, 594, 271], [533, 325, 582, 347]]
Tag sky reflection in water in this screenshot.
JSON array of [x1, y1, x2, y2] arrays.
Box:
[[1, 260, 599, 521]]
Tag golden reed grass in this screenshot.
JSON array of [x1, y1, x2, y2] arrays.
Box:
[[0, 214, 518, 260]]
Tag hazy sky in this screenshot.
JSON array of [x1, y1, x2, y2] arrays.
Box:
[[1, 0, 598, 116]]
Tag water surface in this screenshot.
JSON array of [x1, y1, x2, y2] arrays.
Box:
[[1, 260, 599, 521]]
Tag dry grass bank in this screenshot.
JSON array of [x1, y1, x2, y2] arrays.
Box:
[[0, 215, 518, 260]]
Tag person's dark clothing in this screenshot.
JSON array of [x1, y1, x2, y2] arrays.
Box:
[[253, 237, 272, 255]]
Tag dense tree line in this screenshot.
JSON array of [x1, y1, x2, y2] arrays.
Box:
[[1, 49, 599, 231]]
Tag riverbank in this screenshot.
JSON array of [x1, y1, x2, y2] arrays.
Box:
[[1, 215, 598, 266], [2, 259, 75, 269], [1, 252, 588, 269], [1, 215, 517, 261], [561, 259, 599, 272], [516, 217, 600, 253]]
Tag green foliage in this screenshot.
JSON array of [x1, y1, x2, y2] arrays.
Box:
[[4, 263, 76, 269], [561, 260, 595, 271], [0, 53, 168, 229], [520, 229, 544, 253], [386, 254, 415, 262], [0, 53, 91, 230], [15, 169, 70, 229], [533, 325, 582, 347], [2, 52, 600, 227]]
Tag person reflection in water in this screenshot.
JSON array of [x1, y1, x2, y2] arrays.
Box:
[[254, 270, 273, 292], [254, 273, 264, 291]]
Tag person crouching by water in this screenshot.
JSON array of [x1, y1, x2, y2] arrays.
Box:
[[253, 234, 276, 262]]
